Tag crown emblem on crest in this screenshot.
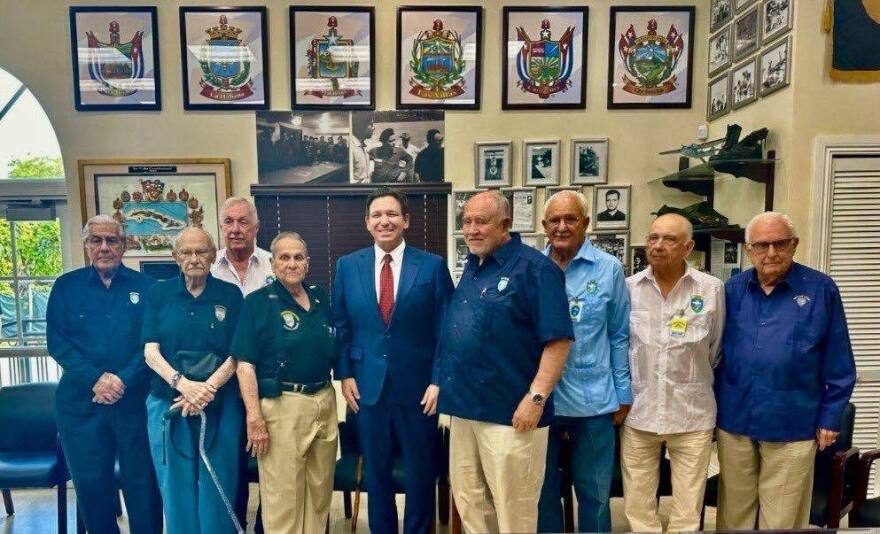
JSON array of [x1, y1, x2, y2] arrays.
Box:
[[408, 18, 466, 100], [205, 15, 242, 41]]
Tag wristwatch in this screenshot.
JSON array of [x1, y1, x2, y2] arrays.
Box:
[[528, 391, 547, 407], [170, 372, 182, 390]]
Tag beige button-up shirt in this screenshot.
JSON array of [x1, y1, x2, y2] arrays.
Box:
[[211, 246, 274, 296], [625, 265, 725, 434]]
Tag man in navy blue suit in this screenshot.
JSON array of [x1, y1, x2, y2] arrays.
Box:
[[332, 187, 454, 534]]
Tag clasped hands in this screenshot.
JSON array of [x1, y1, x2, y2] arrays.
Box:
[[169, 377, 217, 417]]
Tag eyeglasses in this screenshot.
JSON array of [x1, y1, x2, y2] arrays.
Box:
[[747, 238, 796, 253], [645, 234, 680, 246], [176, 249, 213, 258], [85, 236, 122, 247], [545, 215, 583, 228]]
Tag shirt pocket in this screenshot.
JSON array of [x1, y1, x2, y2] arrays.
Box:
[[666, 313, 709, 383]]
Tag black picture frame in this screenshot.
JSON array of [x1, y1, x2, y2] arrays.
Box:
[[179, 6, 270, 111], [396, 6, 483, 110], [69, 6, 162, 111], [607, 6, 695, 110], [501, 6, 589, 110], [289, 6, 375, 111]]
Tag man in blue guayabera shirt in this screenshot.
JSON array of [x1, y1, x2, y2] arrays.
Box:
[[439, 191, 573, 533], [46, 215, 162, 534], [537, 190, 631, 532], [716, 211, 856, 530]]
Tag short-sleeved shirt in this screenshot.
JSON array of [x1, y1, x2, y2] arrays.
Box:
[[438, 233, 573, 427], [231, 280, 335, 385], [211, 246, 274, 296], [142, 274, 243, 397]]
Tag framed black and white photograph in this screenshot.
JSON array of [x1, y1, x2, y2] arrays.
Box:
[[709, 25, 733, 76], [397, 6, 482, 110], [711, 0, 734, 33], [759, 36, 791, 97], [593, 185, 630, 230], [69, 6, 161, 111], [630, 245, 648, 275], [733, 6, 760, 61], [501, 188, 537, 232], [707, 73, 731, 121], [453, 189, 480, 232], [289, 6, 375, 110], [256, 111, 351, 185], [761, 0, 793, 44], [351, 110, 445, 184], [179, 6, 269, 110], [590, 231, 630, 269], [731, 56, 758, 109], [523, 139, 561, 186], [453, 235, 469, 271], [521, 233, 545, 251], [475, 141, 512, 188], [502, 6, 588, 110], [570, 138, 609, 185], [735, 0, 760, 13]]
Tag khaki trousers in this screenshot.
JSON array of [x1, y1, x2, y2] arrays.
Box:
[[449, 416, 549, 533], [621, 425, 713, 532], [257, 386, 338, 534], [716, 428, 817, 530]]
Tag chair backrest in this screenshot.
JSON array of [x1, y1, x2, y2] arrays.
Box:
[[0, 382, 59, 452]]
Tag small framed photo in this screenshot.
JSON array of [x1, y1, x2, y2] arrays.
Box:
[[570, 138, 609, 185], [590, 231, 630, 269], [733, 6, 760, 61], [520, 233, 545, 251], [523, 139, 561, 186], [453, 189, 480, 232], [731, 56, 758, 110], [761, 0, 793, 44], [453, 235, 469, 271], [289, 6, 375, 110], [593, 185, 630, 230], [69, 6, 161, 111], [502, 6, 588, 110], [735, 0, 760, 13], [711, 0, 734, 33], [707, 73, 731, 121], [396, 6, 482, 110], [475, 141, 513, 188], [501, 187, 537, 232], [709, 25, 733, 77], [630, 245, 648, 275], [759, 36, 791, 97], [179, 6, 270, 110]]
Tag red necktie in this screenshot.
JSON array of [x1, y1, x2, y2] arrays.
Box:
[[379, 254, 394, 325]]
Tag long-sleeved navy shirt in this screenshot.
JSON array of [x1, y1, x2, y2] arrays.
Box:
[[716, 263, 857, 441]]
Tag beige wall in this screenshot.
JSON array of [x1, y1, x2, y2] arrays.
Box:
[[1, 0, 877, 268]]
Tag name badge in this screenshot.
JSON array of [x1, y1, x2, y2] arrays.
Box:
[[569, 298, 582, 322], [669, 313, 688, 338]]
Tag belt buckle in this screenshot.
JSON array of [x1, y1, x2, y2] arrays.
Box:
[[293, 383, 304, 393]]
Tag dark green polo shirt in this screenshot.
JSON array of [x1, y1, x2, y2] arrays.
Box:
[[231, 280, 335, 384], [142, 274, 243, 397]]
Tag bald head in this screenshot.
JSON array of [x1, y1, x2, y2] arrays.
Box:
[[646, 214, 694, 273], [654, 213, 693, 241], [173, 227, 217, 279], [174, 227, 216, 253], [467, 191, 510, 221], [462, 191, 512, 260]]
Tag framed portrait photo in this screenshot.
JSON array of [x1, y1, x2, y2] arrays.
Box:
[[453, 189, 480, 232], [731, 56, 758, 109], [607, 6, 695, 109], [759, 36, 791, 97], [570, 138, 609, 185], [179, 6, 269, 110], [707, 73, 732, 121], [501, 187, 537, 233], [501, 6, 588, 110], [523, 139, 561, 186], [710, 0, 734, 33], [290, 6, 375, 110], [593, 185, 630, 230], [761, 0, 793, 44], [733, 6, 760, 61], [396, 6, 482, 110], [630, 245, 648, 275], [709, 25, 733, 77], [69, 6, 161, 111], [78, 158, 232, 269], [589, 231, 630, 269], [475, 141, 512, 188]]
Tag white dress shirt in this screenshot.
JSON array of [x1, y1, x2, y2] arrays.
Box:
[[624, 265, 725, 434], [211, 246, 274, 296], [374, 240, 405, 302]]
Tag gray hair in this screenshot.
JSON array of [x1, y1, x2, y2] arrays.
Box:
[[221, 196, 259, 225], [171, 227, 216, 254], [270, 231, 309, 257], [543, 190, 591, 220], [745, 211, 797, 243], [81, 214, 125, 243], [468, 191, 511, 220]]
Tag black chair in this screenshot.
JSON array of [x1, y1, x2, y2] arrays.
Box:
[[0, 382, 72, 533]]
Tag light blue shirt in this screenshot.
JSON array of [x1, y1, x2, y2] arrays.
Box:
[[544, 239, 631, 417]]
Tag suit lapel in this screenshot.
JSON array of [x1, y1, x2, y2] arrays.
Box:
[[389, 247, 421, 327], [358, 248, 384, 327]]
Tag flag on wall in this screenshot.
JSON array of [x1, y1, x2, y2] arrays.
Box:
[[823, 0, 880, 81]]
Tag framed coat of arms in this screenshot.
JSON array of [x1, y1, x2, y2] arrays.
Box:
[[290, 6, 375, 110], [69, 6, 161, 111], [502, 7, 588, 110], [396, 6, 483, 110], [179, 6, 270, 110]]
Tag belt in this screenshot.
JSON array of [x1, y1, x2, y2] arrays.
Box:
[[279, 380, 330, 395]]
